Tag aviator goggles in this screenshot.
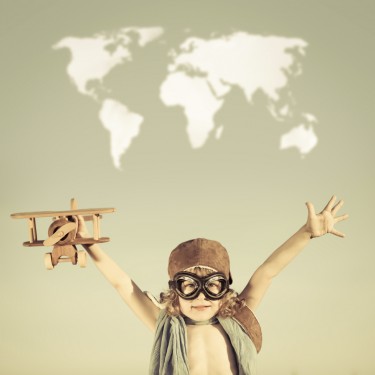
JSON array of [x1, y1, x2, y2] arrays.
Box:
[[169, 271, 229, 300]]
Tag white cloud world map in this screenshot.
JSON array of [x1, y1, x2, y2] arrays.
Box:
[[54, 27, 318, 169]]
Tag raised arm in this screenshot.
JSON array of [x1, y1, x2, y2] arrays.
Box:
[[77, 217, 160, 331], [239, 196, 349, 311]]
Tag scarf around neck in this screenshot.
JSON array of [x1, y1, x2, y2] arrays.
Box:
[[149, 309, 257, 375]]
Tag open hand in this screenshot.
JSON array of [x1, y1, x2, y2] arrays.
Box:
[[305, 196, 349, 238]]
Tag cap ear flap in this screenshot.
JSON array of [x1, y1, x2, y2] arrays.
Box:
[[229, 272, 233, 285]]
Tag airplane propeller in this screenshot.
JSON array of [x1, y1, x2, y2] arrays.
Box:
[[43, 221, 77, 246]]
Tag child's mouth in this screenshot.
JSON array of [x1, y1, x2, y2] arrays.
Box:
[[192, 305, 210, 311]]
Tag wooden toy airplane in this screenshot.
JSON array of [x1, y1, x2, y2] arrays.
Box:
[[11, 198, 115, 270]]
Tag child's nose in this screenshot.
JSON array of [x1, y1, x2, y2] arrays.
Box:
[[196, 292, 206, 300]]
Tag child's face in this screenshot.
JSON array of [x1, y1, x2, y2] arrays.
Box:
[[178, 293, 221, 321], [172, 267, 227, 321]]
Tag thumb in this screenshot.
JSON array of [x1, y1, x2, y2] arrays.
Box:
[[305, 202, 316, 218]]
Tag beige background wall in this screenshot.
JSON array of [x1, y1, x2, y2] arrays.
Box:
[[1, 1, 374, 374]]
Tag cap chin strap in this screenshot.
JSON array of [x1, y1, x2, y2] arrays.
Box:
[[182, 314, 219, 326]]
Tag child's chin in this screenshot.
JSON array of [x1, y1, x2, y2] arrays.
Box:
[[188, 307, 216, 319]]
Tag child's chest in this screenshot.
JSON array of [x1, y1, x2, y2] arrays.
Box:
[[186, 324, 238, 375]]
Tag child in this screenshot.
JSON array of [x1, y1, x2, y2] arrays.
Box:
[[79, 196, 348, 375]]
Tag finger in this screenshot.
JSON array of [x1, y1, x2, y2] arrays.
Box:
[[306, 202, 316, 218], [323, 195, 336, 212], [330, 228, 345, 238], [331, 200, 344, 215], [77, 215, 85, 225], [77, 215, 88, 234], [334, 213, 349, 223]]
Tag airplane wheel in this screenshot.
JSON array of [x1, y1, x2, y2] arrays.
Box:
[[77, 251, 87, 268], [44, 253, 54, 270]]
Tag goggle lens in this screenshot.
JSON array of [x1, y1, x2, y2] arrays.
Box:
[[177, 277, 199, 298], [205, 276, 227, 295]]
